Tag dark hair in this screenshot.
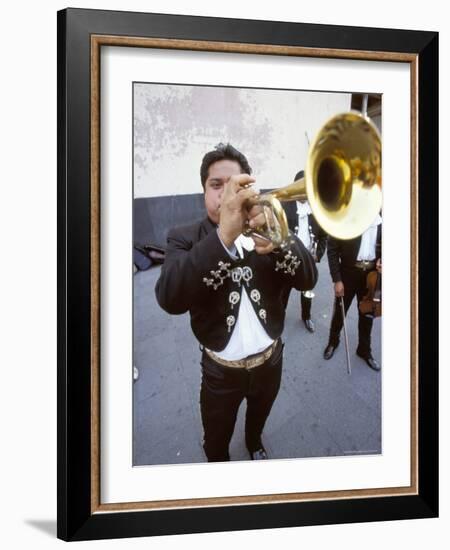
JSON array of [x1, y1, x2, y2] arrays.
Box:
[[294, 170, 304, 181], [200, 143, 252, 189]]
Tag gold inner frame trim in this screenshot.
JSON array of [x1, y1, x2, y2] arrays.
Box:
[[90, 34, 419, 514]]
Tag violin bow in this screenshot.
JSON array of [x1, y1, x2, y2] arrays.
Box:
[[340, 297, 352, 375]]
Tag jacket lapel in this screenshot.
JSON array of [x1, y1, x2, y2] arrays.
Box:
[[200, 217, 217, 237]]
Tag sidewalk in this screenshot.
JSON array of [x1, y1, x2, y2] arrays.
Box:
[[133, 260, 381, 465]]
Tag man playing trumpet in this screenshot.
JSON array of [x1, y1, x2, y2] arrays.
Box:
[[156, 143, 317, 462]]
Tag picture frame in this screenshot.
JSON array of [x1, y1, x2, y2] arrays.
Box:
[[57, 7, 438, 541]]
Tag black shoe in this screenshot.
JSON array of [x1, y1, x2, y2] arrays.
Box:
[[303, 319, 315, 333], [356, 350, 381, 371], [250, 446, 268, 460], [323, 343, 338, 360]]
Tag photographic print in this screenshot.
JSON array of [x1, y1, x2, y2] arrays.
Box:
[[132, 83, 383, 467]]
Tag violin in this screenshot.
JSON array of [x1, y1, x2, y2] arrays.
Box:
[[359, 270, 382, 318]]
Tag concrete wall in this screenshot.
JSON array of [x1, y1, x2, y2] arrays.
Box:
[[133, 83, 351, 198]]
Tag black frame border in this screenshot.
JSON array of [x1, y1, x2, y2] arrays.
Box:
[[57, 8, 438, 541]]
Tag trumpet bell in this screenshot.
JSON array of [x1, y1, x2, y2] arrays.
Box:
[[306, 111, 382, 240], [249, 111, 382, 246]]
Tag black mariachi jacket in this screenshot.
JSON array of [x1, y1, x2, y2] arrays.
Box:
[[327, 224, 382, 283], [155, 217, 318, 351]]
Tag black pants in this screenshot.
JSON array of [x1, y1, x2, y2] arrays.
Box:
[[300, 292, 312, 320], [328, 267, 373, 356], [200, 340, 283, 462]]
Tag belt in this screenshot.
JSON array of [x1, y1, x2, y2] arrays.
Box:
[[205, 340, 278, 370], [354, 260, 376, 271]]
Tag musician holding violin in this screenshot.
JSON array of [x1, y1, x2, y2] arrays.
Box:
[[323, 213, 382, 371]]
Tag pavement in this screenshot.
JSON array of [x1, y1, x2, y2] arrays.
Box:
[[133, 259, 381, 466]]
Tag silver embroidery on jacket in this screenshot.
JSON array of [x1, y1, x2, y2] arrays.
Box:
[[203, 261, 232, 290], [250, 289, 261, 305], [231, 266, 243, 286], [242, 266, 253, 287], [226, 315, 236, 333], [229, 291, 240, 310], [275, 250, 301, 276]]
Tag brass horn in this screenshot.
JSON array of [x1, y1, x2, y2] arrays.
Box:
[[247, 111, 382, 245]]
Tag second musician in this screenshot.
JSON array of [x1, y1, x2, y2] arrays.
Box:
[[323, 214, 382, 371], [286, 170, 327, 333]]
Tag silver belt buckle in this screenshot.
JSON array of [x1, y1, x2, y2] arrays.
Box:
[[246, 356, 259, 370], [245, 341, 276, 370]]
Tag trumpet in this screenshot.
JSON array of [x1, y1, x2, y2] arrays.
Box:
[[246, 111, 382, 246]]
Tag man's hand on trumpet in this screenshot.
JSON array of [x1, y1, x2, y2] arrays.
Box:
[[247, 203, 275, 255], [217, 173, 257, 248], [217, 174, 274, 255]]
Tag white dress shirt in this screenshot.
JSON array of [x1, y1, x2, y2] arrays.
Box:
[[211, 232, 274, 360], [296, 201, 312, 249], [357, 214, 382, 261]]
